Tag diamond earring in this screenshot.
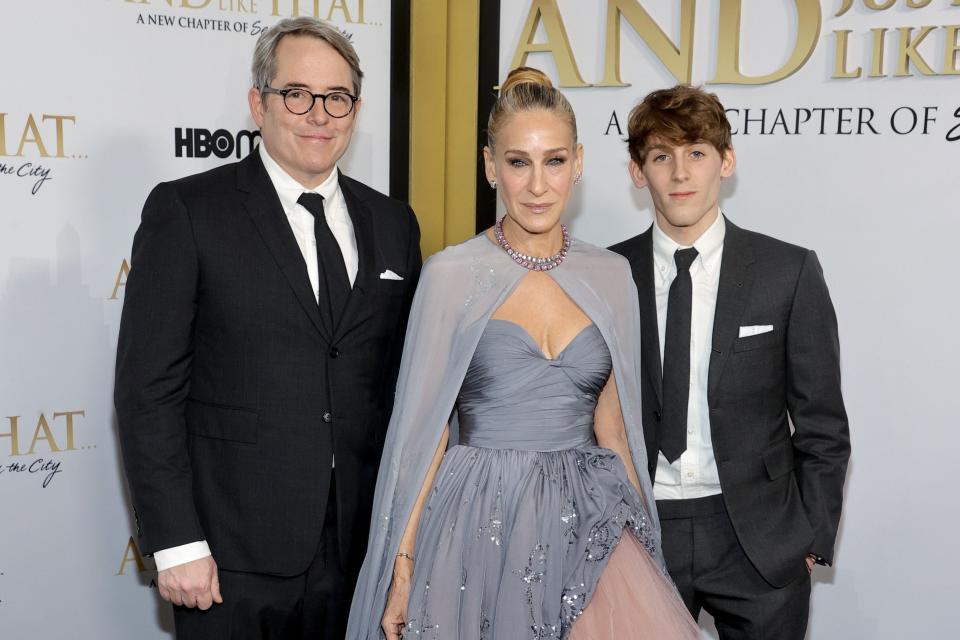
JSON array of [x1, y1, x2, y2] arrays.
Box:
[[574, 171, 582, 185], [489, 180, 497, 189]]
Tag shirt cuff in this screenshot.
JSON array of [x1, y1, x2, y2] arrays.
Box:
[[154, 541, 212, 571], [808, 553, 829, 567]]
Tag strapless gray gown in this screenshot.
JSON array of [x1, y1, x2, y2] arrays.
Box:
[[403, 319, 662, 639]]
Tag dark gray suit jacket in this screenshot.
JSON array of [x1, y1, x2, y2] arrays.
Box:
[[115, 151, 421, 577], [610, 217, 850, 587]]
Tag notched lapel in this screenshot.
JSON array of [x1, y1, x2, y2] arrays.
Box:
[[330, 176, 376, 342], [708, 221, 756, 400], [237, 153, 331, 340], [631, 230, 664, 408]]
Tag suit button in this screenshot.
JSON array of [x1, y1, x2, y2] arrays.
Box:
[[654, 410, 662, 422], [329, 347, 340, 359], [322, 412, 333, 423]]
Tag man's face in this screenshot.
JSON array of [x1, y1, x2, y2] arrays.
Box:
[[248, 35, 360, 188], [629, 139, 735, 242]]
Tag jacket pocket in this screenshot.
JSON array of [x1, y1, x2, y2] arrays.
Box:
[[372, 278, 407, 296], [186, 399, 258, 443], [733, 327, 785, 352], [762, 439, 795, 480]]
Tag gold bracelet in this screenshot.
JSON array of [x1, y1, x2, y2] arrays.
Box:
[[396, 551, 415, 562]]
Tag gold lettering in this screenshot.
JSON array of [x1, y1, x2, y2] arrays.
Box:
[[109, 259, 130, 300], [895, 26, 936, 76], [832, 30, 862, 79], [905, 0, 933, 7], [863, 0, 895, 9], [710, 0, 821, 85], [41, 114, 75, 158], [1, 416, 21, 457], [116, 536, 148, 576], [599, 0, 694, 86], [835, 0, 853, 17], [357, 0, 364, 23], [53, 410, 83, 451], [0, 113, 6, 156], [271, 0, 293, 16], [944, 25, 960, 75], [15, 114, 49, 157], [510, 0, 589, 88], [326, 0, 352, 22], [271, 0, 314, 16], [179, 0, 212, 7], [869, 28, 888, 77], [27, 414, 60, 455]]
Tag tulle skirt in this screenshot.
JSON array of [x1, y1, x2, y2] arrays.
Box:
[[404, 444, 700, 639], [569, 532, 700, 639]]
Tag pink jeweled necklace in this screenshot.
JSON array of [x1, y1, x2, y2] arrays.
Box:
[[495, 216, 570, 271]]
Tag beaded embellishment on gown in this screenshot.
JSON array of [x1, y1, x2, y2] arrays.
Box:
[[403, 320, 699, 639]]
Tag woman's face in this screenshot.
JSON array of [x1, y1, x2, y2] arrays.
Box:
[[484, 109, 583, 237]]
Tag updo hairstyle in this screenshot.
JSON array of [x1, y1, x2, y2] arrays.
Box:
[[486, 67, 578, 150]]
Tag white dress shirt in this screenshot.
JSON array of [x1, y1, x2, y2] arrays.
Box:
[[153, 146, 356, 571], [259, 143, 358, 290], [652, 213, 725, 501]]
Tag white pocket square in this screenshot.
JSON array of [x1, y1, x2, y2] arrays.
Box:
[[379, 269, 403, 281], [739, 324, 774, 338]]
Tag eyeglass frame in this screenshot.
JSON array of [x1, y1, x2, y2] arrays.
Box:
[[259, 85, 359, 118]]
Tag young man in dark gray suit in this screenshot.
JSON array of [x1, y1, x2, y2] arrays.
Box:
[[609, 86, 850, 639], [115, 17, 420, 638]]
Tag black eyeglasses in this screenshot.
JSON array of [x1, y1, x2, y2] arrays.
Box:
[[260, 86, 358, 118]]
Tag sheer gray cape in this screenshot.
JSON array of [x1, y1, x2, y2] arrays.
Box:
[[345, 234, 662, 639]]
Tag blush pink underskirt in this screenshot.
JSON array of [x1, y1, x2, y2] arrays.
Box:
[[569, 533, 701, 640]]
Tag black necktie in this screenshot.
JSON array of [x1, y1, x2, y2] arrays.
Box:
[[297, 192, 350, 327], [660, 247, 698, 463]]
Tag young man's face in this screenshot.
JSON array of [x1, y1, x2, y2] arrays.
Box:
[[629, 138, 735, 242]]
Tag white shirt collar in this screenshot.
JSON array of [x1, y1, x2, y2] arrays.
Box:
[[652, 211, 726, 277], [258, 143, 341, 210]]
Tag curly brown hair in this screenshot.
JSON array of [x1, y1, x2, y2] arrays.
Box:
[[627, 85, 732, 166]]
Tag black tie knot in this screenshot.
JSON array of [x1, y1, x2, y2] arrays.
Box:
[[674, 247, 698, 272], [297, 192, 325, 217]]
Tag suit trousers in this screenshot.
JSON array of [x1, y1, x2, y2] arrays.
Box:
[[173, 474, 353, 640], [657, 495, 811, 640]]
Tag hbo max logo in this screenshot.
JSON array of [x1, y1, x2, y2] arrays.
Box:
[[175, 128, 261, 159]]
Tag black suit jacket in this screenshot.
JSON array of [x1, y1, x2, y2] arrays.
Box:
[[115, 151, 421, 577], [610, 217, 850, 587]]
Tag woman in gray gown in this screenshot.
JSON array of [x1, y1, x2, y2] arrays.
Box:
[[346, 68, 699, 640]]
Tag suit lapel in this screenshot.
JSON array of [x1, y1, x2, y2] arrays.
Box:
[[330, 175, 375, 343], [629, 228, 664, 408], [237, 152, 331, 341], [708, 218, 756, 400]]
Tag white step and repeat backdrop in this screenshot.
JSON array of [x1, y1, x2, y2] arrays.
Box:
[[0, 1, 393, 637], [500, 1, 959, 638]]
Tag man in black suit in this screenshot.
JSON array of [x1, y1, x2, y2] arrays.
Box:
[[115, 17, 420, 639], [609, 85, 849, 639]]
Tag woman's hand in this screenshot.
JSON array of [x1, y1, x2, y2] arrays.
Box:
[[381, 566, 412, 639]]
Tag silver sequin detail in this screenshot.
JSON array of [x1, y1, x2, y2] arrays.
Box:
[[478, 479, 504, 545], [463, 257, 496, 308]]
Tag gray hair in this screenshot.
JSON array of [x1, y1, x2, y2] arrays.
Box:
[[252, 17, 363, 96]]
